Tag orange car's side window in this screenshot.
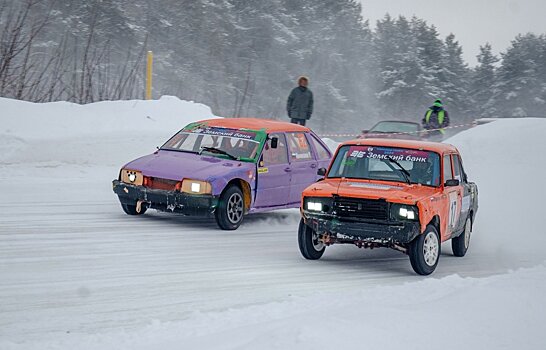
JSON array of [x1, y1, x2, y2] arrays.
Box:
[[443, 155, 453, 183]]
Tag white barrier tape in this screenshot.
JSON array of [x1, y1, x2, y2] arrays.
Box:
[[318, 122, 477, 138]]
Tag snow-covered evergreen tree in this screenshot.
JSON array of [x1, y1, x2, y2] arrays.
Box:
[[471, 43, 499, 117], [442, 33, 472, 122], [493, 34, 546, 117]]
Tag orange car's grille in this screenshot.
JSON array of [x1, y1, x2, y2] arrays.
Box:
[[143, 177, 180, 191], [333, 197, 389, 221]]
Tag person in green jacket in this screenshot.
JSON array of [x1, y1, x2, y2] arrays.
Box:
[[422, 99, 450, 140], [287, 76, 313, 126]]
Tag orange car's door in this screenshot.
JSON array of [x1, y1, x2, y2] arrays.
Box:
[[452, 154, 471, 232], [443, 154, 462, 239]]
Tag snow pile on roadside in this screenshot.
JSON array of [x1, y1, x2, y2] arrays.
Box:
[[0, 96, 216, 140], [0, 96, 217, 168], [321, 137, 340, 152], [446, 118, 546, 268]]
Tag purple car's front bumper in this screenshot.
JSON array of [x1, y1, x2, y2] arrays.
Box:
[[112, 180, 219, 216]]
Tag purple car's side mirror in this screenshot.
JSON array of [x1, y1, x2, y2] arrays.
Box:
[[270, 137, 279, 149]]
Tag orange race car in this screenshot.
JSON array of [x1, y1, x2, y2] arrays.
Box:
[[298, 139, 478, 275]]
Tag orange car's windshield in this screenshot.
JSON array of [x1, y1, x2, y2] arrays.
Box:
[[328, 145, 441, 186]]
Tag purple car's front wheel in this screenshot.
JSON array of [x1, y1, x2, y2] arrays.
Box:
[[215, 185, 244, 230]]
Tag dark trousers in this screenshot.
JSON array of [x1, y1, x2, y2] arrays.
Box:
[[290, 118, 306, 126]]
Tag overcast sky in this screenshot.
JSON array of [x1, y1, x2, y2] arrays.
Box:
[[358, 0, 546, 66]]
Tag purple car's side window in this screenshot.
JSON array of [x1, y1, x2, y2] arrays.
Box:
[[286, 132, 312, 162], [262, 133, 288, 165]]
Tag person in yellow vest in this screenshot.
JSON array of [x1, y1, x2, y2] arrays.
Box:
[[422, 99, 450, 141]]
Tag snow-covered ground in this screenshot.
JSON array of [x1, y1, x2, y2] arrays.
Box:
[[1, 97, 545, 349]]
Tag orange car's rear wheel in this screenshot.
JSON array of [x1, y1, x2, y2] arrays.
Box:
[[409, 224, 440, 275], [452, 216, 472, 257]]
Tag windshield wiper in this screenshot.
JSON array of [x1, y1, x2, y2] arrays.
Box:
[[160, 147, 199, 154], [200, 146, 238, 160], [385, 156, 411, 184]]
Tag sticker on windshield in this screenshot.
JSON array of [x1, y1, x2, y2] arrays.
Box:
[[185, 126, 258, 141], [347, 146, 431, 163]]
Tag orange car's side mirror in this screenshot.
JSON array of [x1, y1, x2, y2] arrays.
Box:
[[445, 179, 460, 187]]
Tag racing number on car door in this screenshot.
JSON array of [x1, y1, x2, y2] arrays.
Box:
[[448, 192, 459, 229]]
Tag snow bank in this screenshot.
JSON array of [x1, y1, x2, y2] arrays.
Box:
[[0, 96, 216, 140], [447, 118, 546, 269], [320, 137, 340, 152], [0, 96, 216, 168]]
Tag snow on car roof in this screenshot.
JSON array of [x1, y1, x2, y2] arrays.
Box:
[[199, 118, 310, 133], [341, 138, 459, 154]]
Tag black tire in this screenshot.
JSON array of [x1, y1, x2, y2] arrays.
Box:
[[409, 224, 441, 275], [215, 185, 244, 230], [452, 216, 471, 257], [298, 219, 325, 260], [121, 202, 147, 215]]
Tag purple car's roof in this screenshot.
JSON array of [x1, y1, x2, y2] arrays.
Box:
[[197, 118, 310, 133]]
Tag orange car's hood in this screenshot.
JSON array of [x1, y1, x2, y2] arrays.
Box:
[[303, 178, 439, 204]]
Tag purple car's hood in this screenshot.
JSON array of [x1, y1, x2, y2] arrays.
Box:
[[124, 150, 254, 182]]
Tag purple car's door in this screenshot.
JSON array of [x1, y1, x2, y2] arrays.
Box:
[[253, 133, 291, 208], [286, 132, 318, 205]]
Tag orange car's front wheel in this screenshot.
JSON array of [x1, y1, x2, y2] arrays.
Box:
[[409, 224, 440, 275], [298, 219, 325, 260]]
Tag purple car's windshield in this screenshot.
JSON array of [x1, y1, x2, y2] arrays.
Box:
[[328, 145, 441, 186], [161, 127, 261, 161]]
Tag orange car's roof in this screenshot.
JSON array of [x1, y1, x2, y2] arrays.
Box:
[[340, 138, 458, 154], [198, 118, 310, 133]]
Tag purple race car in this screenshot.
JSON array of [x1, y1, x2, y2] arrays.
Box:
[[112, 118, 332, 230]]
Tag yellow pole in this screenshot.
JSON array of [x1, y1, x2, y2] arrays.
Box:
[[145, 51, 153, 100]]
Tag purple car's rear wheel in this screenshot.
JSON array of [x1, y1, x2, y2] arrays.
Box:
[[215, 185, 244, 230]]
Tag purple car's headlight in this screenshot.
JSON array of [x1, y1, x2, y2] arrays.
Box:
[[121, 169, 143, 186], [181, 179, 212, 195]]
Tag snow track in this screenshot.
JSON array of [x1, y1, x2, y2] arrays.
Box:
[[1, 98, 545, 349]]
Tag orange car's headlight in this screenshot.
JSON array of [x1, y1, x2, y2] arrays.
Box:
[[121, 169, 143, 186], [181, 179, 212, 195]]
